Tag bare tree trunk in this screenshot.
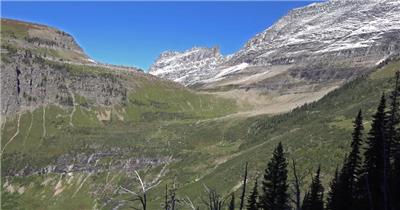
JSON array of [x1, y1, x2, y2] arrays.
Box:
[[143, 193, 147, 210], [239, 162, 248, 210], [165, 184, 169, 210], [292, 159, 302, 210]]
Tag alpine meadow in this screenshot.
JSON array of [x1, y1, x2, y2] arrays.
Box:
[[1, 1, 400, 210]]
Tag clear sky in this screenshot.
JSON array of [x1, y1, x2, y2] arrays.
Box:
[[1, 1, 319, 70]]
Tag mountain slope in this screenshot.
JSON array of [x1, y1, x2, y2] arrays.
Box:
[[0, 18, 237, 177], [1, 14, 400, 210], [149, 47, 224, 85], [150, 0, 400, 92], [3, 52, 399, 209]]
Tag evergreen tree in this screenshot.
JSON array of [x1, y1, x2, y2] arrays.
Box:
[[326, 168, 341, 210], [302, 167, 324, 210], [388, 72, 400, 155], [247, 179, 259, 210], [259, 142, 289, 210], [347, 110, 364, 187], [388, 72, 400, 210], [302, 192, 310, 210], [360, 94, 389, 210], [332, 110, 364, 210], [228, 193, 235, 210]]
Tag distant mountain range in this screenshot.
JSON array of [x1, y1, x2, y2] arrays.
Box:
[[149, 0, 400, 93]]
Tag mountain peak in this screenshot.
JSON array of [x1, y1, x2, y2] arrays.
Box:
[[149, 0, 400, 91], [149, 46, 224, 85]]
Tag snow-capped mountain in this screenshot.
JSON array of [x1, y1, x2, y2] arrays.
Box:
[[149, 0, 400, 91], [149, 47, 224, 85]]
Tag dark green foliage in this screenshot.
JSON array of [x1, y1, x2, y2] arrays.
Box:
[[259, 142, 289, 210], [348, 110, 364, 185], [247, 179, 259, 210], [330, 110, 364, 210], [359, 94, 389, 210], [388, 72, 400, 210], [326, 168, 340, 210], [388, 72, 400, 154], [302, 167, 324, 210]]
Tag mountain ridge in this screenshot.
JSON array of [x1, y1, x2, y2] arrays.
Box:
[[149, 0, 400, 92]]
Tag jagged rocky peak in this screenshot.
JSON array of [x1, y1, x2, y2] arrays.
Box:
[[149, 0, 400, 90], [149, 46, 224, 85], [155, 47, 221, 64], [229, 0, 400, 67]]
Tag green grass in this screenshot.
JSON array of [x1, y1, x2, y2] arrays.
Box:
[[1, 58, 399, 209], [1, 19, 30, 40]]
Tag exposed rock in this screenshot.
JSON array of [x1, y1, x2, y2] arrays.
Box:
[[149, 0, 400, 92], [1, 54, 129, 117], [14, 150, 174, 176], [0, 19, 146, 117], [149, 47, 224, 85]]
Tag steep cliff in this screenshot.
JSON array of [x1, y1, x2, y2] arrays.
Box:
[[0, 18, 148, 117]]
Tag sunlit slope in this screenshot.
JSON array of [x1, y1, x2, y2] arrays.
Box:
[[2, 59, 398, 209], [1, 18, 399, 209]]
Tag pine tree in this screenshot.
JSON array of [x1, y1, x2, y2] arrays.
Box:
[[259, 142, 289, 210], [348, 110, 364, 187], [247, 179, 258, 210], [388, 72, 400, 155], [302, 166, 324, 210], [360, 94, 389, 210], [388, 71, 400, 210], [332, 110, 364, 210], [228, 193, 235, 210], [326, 168, 341, 210]]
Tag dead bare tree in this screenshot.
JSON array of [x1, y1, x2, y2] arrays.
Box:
[[181, 195, 198, 210], [290, 159, 307, 210], [120, 170, 151, 210], [164, 184, 169, 210], [120, 156, 172, 210], [164, 179, 178, 210], [239, 162, 248, 210], [202, 185, 226, 210]]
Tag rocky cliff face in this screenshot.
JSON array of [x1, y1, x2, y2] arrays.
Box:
[[0, 19, 144, 117], [149, 47, 224, 85], [149, 0, 400, 91]]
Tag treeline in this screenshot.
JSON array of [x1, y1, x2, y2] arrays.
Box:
[[124, 72, 400, 210]]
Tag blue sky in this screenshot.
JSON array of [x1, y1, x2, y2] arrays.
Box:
[[1, 1, 319, 70]]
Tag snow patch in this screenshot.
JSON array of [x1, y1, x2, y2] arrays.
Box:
[[214, 63, 249, 79]]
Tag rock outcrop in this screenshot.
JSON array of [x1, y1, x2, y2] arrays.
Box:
[[149, 47, 224, 85], [1, 19, 144, 117]]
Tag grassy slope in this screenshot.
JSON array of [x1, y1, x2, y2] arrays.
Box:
[[2, 19, 399, 210], [0, 59, 238, 209], [145, 60, 399, 208], [1, 18, 88, 62], [1, 59, 398, 209]]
